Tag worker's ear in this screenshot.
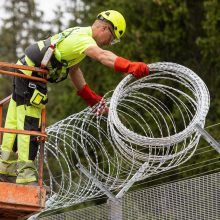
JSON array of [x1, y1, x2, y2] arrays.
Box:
[[101, 25, 107, 32]]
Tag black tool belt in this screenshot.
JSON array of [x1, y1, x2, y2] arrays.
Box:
[[13, 71, 48, 108]]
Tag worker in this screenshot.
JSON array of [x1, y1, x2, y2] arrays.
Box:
[[0, 10, 149, 185]]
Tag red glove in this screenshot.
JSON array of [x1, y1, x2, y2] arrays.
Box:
[[114, 56, 149, 78], [77, 84, 102, 107]]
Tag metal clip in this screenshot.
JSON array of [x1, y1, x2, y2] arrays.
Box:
[[28, 82, 37, 89]]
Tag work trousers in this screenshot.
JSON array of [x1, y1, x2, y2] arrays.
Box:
[[0, 80, 42, 183]]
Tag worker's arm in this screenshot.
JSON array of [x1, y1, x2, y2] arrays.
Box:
[[84, 45, 149, 78], [84, 46, 117, 68], [69, 64, 86, 91], [69, 65, 102, 107]]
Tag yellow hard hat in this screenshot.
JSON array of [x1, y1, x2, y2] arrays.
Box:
[[97, 10, 126, 41]]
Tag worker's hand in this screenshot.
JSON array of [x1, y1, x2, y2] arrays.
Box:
[[114, 56, 149, 79], [93, 99, 109, 116], [77, 84, 102, 107]]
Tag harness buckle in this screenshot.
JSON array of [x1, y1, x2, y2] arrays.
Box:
[[28, 82, 37, 89]]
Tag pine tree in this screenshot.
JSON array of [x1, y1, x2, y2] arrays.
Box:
[[0, 0, 46, 62]]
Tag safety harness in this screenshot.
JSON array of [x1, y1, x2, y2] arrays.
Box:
[[24, 28, 75, 83], [14, 28, 77, 108]]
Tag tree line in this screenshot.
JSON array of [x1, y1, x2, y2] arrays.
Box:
[[0, 0, 219, 125]]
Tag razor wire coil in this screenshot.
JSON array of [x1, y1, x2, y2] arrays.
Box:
[[39, 62, 210, 210]]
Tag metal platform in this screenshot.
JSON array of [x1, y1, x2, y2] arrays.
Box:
[[0, 182, 46, 220]]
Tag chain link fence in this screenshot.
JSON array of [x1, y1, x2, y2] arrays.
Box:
[[39, 171, 220, 220]]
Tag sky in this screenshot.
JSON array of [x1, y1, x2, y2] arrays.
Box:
[[0, 0, 66, 24], [37, 0, 67, 20]]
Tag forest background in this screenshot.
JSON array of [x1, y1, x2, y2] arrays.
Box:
[[0, 0, 219, 208]]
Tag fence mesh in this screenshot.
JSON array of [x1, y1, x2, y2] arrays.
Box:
[[39, 171, 220, 220]]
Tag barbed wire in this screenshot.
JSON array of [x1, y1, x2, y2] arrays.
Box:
[[37, 62, 210, 211]]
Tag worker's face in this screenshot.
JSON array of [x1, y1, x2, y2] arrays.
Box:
[[97, 25, 116, 46]]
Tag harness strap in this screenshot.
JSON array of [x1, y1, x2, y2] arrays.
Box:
[[25, 38, 51, 67], [23, 28, 75, 83]]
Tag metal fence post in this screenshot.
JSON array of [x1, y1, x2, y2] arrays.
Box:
[[195, 124, 220, 153], [76, 162, 151, 220], [76, 163, 122, 220], [107, 198, 122, 220]]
